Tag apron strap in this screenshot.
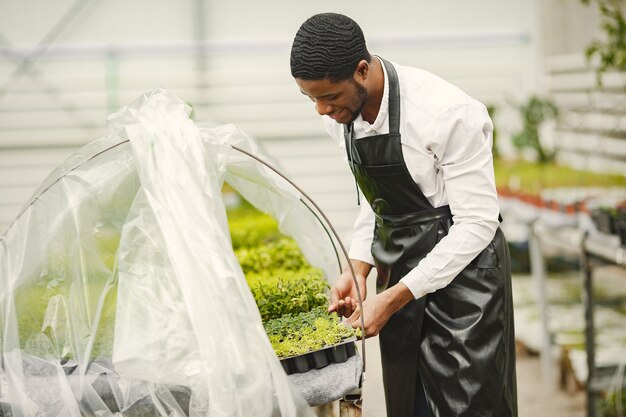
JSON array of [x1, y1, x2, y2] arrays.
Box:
[[380, 58, 400, 135], [343, 123, 360, 205]]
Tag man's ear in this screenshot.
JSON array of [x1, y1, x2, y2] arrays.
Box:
[[354, 60, 369, 81]]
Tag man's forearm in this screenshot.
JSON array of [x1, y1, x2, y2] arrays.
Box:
[[382, 281, 415, 311], [345, 259, 373, 278]]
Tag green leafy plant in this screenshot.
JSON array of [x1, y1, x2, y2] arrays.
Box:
[[512, 96, 559, 164], [264, 307, 358, 358], [226, 195, 360, 361], [246, 268, 329, 321], [235, 237, 309, 274], [601, 387, 626, 417], [228, 213, 281, 250], [14, 217, 123, 360], [494, 159, 626, 194], [227, 208, 281, 250], [581, 0, 626, 86]]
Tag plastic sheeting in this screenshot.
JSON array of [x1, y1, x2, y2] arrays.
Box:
[[0, 88, 340, 417]]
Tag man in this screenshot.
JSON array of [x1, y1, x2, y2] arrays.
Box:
[[290, 13, 517, 417]]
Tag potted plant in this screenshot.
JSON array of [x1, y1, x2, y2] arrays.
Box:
[[591, 206, 618, 235], [613, 202, 626, 245], [228, 200, 360, 374]]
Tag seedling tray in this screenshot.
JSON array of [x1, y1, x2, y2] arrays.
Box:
[[280, 337, 357, 375]]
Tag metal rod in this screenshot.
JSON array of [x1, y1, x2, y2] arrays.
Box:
[[529, 222, 555, 389], [0, 32, 102, 133], [581, 233, 597, 417], [0, 0, 96, 101], [0, 29, 531, 60], [105, 51, 120, 114]]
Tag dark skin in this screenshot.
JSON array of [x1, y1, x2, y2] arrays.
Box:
[[295, 59, 383, 124], [295, 58, 414, 338]]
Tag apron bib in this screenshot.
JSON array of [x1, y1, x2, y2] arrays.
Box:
[[343, 58, 517, 417]]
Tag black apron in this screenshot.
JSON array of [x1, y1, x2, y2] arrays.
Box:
[[343, 58, 517, 417]]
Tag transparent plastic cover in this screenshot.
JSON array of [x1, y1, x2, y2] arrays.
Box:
[[0, 88, 338, 416]]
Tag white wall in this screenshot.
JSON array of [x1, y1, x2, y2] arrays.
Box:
[[539, 0, 626, 176], [0, 0, 542, 239], [539, 0, 601, 56]]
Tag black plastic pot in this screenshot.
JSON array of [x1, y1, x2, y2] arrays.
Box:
[[311, 349, 330, 369], [614, 208, 626, 246], [280, 337, 357, 375], [281, 359, 292, 374], [591, 207, 617, 235]]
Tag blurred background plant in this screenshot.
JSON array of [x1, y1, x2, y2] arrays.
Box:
[[511, 96, 559, 164], [487, 104, 500, 159], [580, 0, 626, 86]]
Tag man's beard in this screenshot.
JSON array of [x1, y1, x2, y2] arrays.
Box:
[[348, 80, 368, 124]]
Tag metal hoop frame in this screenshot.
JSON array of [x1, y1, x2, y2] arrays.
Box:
[[1, 139, 367, 375]]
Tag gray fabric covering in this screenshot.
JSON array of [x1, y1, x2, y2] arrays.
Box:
[[288, 354, 363, 406], [0, 354, 363, 415]]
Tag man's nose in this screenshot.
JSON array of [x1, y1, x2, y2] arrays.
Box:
[[315, 100, 332, 116]]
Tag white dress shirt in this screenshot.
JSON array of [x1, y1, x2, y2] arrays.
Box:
[[322, 57, 500, 299]]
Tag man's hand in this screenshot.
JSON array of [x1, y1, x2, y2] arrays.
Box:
[[347, 282, 414, 338], [328, 260, 371, 318]]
